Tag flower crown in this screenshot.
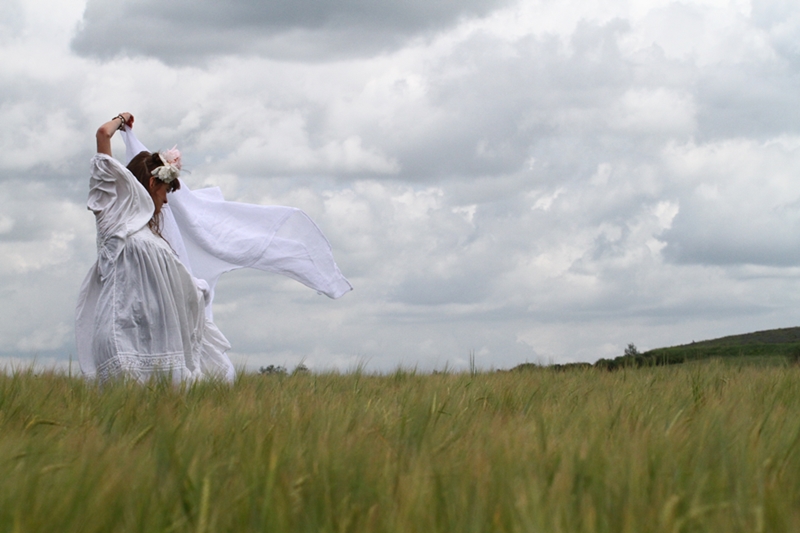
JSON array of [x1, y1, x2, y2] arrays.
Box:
[[151, 146, 182, 184]]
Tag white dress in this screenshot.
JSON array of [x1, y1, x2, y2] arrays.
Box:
[[75, 154, 235, 382]]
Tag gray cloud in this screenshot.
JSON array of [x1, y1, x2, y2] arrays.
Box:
[[751, 0, 800, 66], [0, 1, 23, 43], [71, 0, 511, 63], [696, 63, 800, 141], [660, 138, 800, 267]]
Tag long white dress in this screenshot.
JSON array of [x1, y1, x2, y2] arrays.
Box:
[[75, 154, 234, 382], [75, 133, 352, 383]]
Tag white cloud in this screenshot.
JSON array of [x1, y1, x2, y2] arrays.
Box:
[[661, 137, 800, 265], [611, 88, 696, 134], [0, 215, 13, 234]]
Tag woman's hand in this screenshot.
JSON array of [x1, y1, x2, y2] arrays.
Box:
[[119, 112, 134, 128], [96, 112, 135, 156]]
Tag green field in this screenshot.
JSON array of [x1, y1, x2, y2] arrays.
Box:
[[2, 362, 800, 532]]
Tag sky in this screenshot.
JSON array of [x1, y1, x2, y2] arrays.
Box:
[[2, 0, 800, 373]]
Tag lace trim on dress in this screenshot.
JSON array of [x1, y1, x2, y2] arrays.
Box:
[[96, 352, 186, 382]]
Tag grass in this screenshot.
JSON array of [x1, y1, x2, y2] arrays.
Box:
[[1, 362, 800, 532]]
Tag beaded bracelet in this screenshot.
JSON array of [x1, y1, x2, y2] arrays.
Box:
[[114, 114, 126, 130]]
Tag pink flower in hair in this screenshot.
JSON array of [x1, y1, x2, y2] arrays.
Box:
[[162, 145, 182, 170]]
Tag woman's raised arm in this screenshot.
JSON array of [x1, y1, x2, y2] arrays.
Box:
[[96, 112, 134, 156]]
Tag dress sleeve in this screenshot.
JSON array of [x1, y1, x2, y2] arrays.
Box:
[[88, 154, 154, 241]]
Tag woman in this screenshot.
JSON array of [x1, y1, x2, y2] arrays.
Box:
[[75, 113, 234, 382]]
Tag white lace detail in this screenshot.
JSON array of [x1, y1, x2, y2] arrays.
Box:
[[96, 352, 186, 382]]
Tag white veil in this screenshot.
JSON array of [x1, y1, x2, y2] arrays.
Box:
[[119, 127, 352, 319]]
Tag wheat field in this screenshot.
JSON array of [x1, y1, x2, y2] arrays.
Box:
[[1, 361, 799, 532]]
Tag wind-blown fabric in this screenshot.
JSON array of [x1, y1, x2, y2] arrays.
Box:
[[120, 128, 353, 318]]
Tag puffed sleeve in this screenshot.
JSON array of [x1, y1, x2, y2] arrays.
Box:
[[88, 154, 154, 241]]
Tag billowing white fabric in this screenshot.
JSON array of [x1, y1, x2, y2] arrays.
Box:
[[76, 127, 352, 383], [75, 155, 235, 383], [120, 128, 353, 319]]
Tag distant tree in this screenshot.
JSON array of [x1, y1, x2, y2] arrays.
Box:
[[624, 343, 641, 358], [258, 365, 287, 375], [293, 363, 310, 374], [594, 358, 615, 371]]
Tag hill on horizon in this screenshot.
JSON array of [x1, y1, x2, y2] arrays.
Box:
[[511, 327, 800, 372], [671, 326, 800, 348], [597, 326, 800, 370]]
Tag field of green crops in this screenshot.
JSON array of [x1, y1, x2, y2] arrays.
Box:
[[2, 361, 799, 532]]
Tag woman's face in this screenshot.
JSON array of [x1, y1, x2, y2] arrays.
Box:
[[149, 177, 169, 214]]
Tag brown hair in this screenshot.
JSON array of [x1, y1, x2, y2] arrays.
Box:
[[126, 151, 181, 235]]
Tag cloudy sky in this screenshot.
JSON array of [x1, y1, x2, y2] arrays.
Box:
[[2, 0, 800, 372]]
